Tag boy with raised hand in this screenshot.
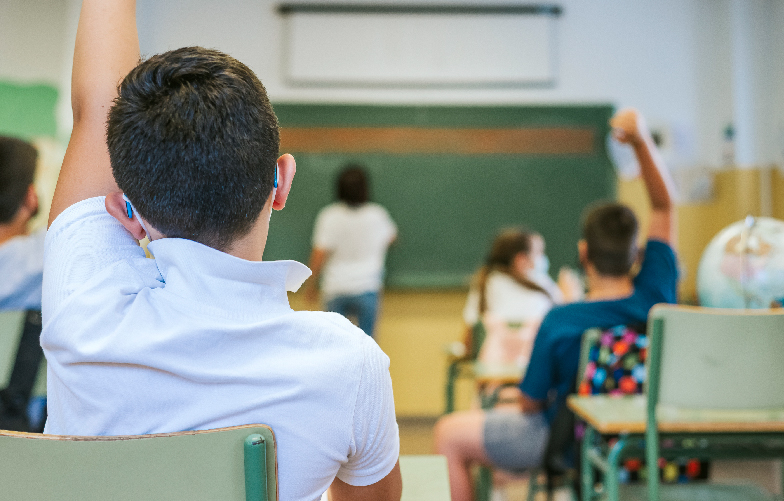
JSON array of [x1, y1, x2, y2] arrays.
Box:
[[43, 1, 402, 500], [434, 108, 678, 501]]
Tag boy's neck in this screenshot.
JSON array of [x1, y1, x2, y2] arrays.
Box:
[[221, 209, 270, 262], [585, 269, 634, 301]]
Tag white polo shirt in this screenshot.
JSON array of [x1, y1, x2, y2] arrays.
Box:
[[42, 197, 399, 501], [0, 227, 45, 311], [312, 202, 396, 297]]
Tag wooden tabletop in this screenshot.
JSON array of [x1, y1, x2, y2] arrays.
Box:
[[400, 455, 451, 501], [472, 362, 524, 385], [567, 395, 784, 435]]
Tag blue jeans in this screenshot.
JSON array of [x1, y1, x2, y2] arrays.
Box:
[[326, 292, 379, 337]]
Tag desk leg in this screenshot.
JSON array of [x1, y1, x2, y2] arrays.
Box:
[[476, 466, 492, 501], [581, 426, 595, 501], [605, 434, 628, 501], [445, 363, 458, 414]]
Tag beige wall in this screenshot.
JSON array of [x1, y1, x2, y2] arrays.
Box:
[[618, 169, 766, 303]]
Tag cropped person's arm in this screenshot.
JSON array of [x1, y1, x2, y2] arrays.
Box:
[[328, 462, 402, 501], [49, 0, 140, 226], [306, 248, 329, 303], [520, 393, 544, 414], [610, 108, 677, 247]]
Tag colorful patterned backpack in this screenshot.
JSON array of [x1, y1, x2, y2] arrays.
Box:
[[577, 325, 708, 484]]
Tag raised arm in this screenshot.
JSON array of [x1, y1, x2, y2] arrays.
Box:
[[48, 0, 140, 226], [610, 108, 677, 247]]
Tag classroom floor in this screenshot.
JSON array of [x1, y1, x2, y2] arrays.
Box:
[[398, 417, 784, 501]]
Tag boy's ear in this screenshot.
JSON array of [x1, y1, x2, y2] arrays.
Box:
[[24, 185, 39, 219], [577, 240, 588, 266], [105, 191, 147, 240], [272, 154, 296, 211]]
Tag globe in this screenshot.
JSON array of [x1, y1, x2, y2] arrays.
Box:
[[697, 216, 784, 308]]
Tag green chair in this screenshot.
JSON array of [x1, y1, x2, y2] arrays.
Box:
[[0, 311, 28, 384], [444, 321, 487, 414], [0, 310, 46, 431], [0, 424, 278, 500], [578, 305, 784, 501]]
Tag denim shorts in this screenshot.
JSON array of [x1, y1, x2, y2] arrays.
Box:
[[483, 410, 549, 472]]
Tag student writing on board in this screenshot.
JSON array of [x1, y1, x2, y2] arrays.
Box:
[[307, 165, 397, 337]]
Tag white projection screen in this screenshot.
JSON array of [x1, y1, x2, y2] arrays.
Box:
[[279, 4, 561, 86]]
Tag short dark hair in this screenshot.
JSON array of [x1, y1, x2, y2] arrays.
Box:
[[0, 136, 37, 224], [582, 203, 639, 276], [107, 46, 279, 250], [337, 165, 369, 207]]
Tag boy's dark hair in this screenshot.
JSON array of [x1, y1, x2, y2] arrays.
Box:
[[0, 137, 37, 224], [107, 46, 279, 250], [337, 165, 369, 207], [582, 203, 639, 276]]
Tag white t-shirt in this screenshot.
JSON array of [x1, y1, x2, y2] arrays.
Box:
[[0, 227, 45, 311], [463, 271, 553, 326], [42, 198, 399, 501], [312, 202, 396, 297]]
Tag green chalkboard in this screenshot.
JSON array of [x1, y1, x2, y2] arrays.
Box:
[[264, 104, 616, 288], [0, 81, 58, 139]]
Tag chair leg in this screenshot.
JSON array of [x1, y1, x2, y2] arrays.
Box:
[[779, 458, 784, 501], [526, 468, 541, 501], [645, 426, 660, 501], [580, 427, 595, 501], [476, 465, 493, 501], [445, 362, 458, 414], [605, 434, 628, 501]]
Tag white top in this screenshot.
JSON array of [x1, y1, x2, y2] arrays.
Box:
[[312, 202, 397, 297], [463, 270, 554, 326], [42, 198, 399, 501], [0, 228, 45, 311]]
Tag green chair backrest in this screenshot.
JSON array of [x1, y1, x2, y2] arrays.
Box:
[[0, 311, 26, 386], [0, 424, 278, 501], [469, 321, 487, 361], [0, 310, 47, 396], [647, 304, 784, 411]]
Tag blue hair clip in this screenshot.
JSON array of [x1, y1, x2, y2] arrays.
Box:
[[122, 194, 133, 219], [274, 167, 278, 189]]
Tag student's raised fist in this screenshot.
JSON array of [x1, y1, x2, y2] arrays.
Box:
[[610, 108, 648, 146]]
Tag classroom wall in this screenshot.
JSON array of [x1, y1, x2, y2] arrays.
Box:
[[619, 168, 768, 304], [4, 0, 784, 172], [0, 0, 69, 85]]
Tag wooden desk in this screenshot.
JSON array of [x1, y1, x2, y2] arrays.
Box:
[[400, 455, 451, 501], [472, 362, 524, 386], [567, 395, 784, 501], [568, 395, 784, 434]]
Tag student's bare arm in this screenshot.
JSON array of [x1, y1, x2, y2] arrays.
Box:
[[49, 0, 140, 226], [520, 392, 544, 413], [328, 461, 403, 501], [610, 108, 677, 247], [306, 248, 329, 303]]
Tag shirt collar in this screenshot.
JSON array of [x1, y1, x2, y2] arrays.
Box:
[[146, 238, 311, 318]]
